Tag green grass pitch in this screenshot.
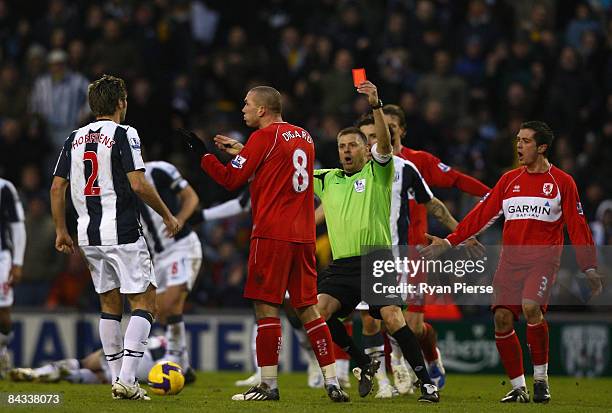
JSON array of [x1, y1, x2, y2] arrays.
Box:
[[1, 372, 611, 412]]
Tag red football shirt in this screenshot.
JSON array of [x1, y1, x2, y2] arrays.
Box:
[[399, 146, 490, 245], [201, 122, 315, 243], [446, 165, 597, 271]]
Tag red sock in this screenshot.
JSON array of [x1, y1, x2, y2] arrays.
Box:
[[256, 317, 282, 366], [333, 320, 351, 360], [418, 322, 439, 363], [495, 329, 524, 379], [304, 317, 336, 367], [527, 320, 549, 365]]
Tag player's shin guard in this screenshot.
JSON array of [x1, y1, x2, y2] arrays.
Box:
[[304, 317, 339, 386], [166, 314, 189, 368], [327, 317, 370, 367], [99, 313, 123, 381], [119, 310, 153, 385], [363, 332, 390, 386], [391, 326, 432, 385], [527, 320, 549, 382], [256, 317, 282, 389], [495, 329, 525, 388], [418, 322, 439, 363]]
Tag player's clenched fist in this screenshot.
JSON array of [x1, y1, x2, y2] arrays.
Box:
[[55, 231, 75, 254]]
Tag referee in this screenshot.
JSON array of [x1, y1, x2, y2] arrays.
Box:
[[314, 81, 439, 403]]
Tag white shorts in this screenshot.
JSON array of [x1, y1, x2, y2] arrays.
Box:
[[0, 251, 13, 307], [355, 301, 369, 311], [154, 233, 202, 294], [81, 237, 156, 294]]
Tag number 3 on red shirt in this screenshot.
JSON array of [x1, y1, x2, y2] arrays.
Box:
[[83, 151, 101, 196], [292, 149, 309, 193]]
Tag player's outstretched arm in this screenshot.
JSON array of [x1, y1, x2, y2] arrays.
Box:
[[420, 233, 451, 259], [50, 176, 74, 254], [425, 197, 485, 258], [127, 170, 180, 237]]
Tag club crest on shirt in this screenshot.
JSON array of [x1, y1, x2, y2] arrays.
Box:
[[354, 179, 366, 193], [542, 183, 554, 196], [231, 155, 247, 169], [129, 136, 141, 150], [437, 162, 450, 172]]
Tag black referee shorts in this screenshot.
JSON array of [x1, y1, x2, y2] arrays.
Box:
[[317, 256, 398, 320]]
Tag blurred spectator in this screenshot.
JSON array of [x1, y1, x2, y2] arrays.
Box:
[[88, 19, 141, 79], [14, 194, 64, 307], [591, 200, 612, 246], [0, 63, 29, 119], [29, 49, 89, 147], [416, 50, 468, 123], [566, 2, 604, 49]]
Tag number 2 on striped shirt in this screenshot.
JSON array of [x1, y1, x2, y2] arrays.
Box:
[[83, 151, 101, 196]]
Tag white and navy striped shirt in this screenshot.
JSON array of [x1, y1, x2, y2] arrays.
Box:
[[0, 178, 26, 262], [391, 156, 433, 245], [53, 120, 145, 246], [139, 161, 192, 254]]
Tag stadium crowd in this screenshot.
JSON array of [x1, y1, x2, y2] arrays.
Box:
[[0, 0, 611, 310]]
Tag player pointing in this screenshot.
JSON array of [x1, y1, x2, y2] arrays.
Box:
[[51, 74, 180, 400], [181, 86, 348, 402], [422, 121, 604, 403]]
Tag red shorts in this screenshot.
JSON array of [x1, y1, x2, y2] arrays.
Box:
[[491, 259, 558, 320], [245, 238, 317, 308]]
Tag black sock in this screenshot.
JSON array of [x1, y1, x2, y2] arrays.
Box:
[[326, 316, 370, 367], [391, 325, 432, 385]]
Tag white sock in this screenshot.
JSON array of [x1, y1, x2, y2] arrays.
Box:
[[260, 365, 278, 389], [336, 359, 349, 380], [99, 314, 123, 381], [119, 311, 152, 385], [365, 345, 390, 386], [511, 374, 526, 389], [321, 363, 340, 387], [66, 368, 102, 384], [34, 363, 59, 377], [388, 335, 403, 366], [34, 358, 79, 377], [534, 363, 548, 382], [165, 316, 188, 368]]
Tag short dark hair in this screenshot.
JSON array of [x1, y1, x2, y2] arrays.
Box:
[[88, 74, 127, 117], [337, 126, 367, 144], [355, 114, 374, 128], [520, 120, 554, 154], [249, 86, 282, 114], [382, 104, 407, 130]]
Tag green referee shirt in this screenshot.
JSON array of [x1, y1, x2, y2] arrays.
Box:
[[314, 146, 394, 260]]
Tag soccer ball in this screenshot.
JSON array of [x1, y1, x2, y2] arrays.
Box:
[[147, 361, 185, 395]]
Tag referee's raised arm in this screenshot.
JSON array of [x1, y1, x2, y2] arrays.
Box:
[[356, 81, 391, 156]]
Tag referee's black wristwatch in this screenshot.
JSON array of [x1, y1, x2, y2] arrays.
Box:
[[371, 99, 383, 110]]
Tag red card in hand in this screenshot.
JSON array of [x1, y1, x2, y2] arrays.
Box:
[[352, 68, 366, 87]]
